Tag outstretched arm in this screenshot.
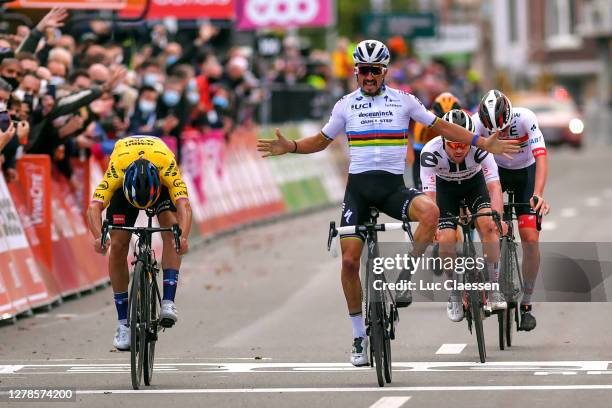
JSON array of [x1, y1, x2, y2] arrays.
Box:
[[257, 128, 332, 157], [431, 119, 519, 156]]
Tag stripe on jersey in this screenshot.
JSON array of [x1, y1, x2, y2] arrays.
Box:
[[347, 128, 407, 147]]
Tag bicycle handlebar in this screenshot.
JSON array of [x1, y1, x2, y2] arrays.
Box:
[[101, 220, 182, 252], [438, 210, 503, 234], [504, 197, 542, 231], [327, 219, 411, 251]]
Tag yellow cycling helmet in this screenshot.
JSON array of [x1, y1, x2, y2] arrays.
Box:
[[431, 92, 461, 117]]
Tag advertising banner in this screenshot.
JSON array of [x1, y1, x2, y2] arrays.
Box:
[[237, 0, 332, 30]]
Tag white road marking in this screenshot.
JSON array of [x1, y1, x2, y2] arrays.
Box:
[[2, 361, 610, 375], [585, 197, 601, 207], [435, 344, 466, 355], [534, 371, 577, 376], [369, 396, 412, 408], [559, 208, 577, 218], [541, 221, 557, 231], [60, 384, 612, 395]]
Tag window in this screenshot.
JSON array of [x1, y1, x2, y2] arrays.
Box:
[[508, 0, 518, 43], [546, 0, 581, 48]]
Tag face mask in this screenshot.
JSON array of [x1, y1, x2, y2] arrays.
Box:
[[188, 79, 197, 91], [139, 99, 156, 113], [187, 91, 199, 105], [14, 89, 25, 101], [212, 95, 229, 110], [143, 73, 158, 87], [2, 76, 19, 90], [162, 90, 180, 107], [166, 55, 179, 66], [0, 101, 6, 111], [49, 76, 65, 87]]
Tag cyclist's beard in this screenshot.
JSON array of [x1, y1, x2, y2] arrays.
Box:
[[358, 75, 384, 96]]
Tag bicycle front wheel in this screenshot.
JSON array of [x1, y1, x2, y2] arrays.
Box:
[[469, 290, 486, 363], [369, 302, 385, 387], [130, 262, 145, 390], [144, 274, 157, 386], [383, 302, 392, 384]]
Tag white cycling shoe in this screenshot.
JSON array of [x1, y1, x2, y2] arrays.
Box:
[[160, 300, 178, 328], [488, 289, 507, 311], [350, 337, 369, 367], [447, 296, 464, 322], [113, 324, 130, 351]]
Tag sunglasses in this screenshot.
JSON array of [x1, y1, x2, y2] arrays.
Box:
[[357, 66, 384, 76], [446, 141, 468, 150]]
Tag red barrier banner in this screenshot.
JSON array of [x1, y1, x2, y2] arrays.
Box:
[[0, 209, 17, 318], [16, 156, 52, 274], [52, 177, 108, 288], [6, 180, 59, 308], [0, 175, 31, 314]]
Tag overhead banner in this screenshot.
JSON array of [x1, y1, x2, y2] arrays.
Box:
[[236, 0, 333, 30], [8, 0, 126, 9], [120, 0, 235, 20]]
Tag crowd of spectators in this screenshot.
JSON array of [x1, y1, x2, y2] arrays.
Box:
[[0, 8, 484, 188], [0, 8, 265, 185]]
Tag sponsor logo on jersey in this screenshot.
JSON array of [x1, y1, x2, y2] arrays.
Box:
[[173, 179, 186, 188], [344, 208, 353, 223], [98, 181, 109, 190], [113, 214, 126, 225], [351, 102, 372, 110], [358, 111, 393, 118]]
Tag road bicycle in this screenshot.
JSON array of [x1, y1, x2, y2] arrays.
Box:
[[327, 208, 411, 387], [438, 204, 502, 363], [101, 210, 181, 390], [498, 192, 541, 349]]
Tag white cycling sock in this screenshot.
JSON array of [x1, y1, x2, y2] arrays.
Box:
[[350, 313, 366, 339]]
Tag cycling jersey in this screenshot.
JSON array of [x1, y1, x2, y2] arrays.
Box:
[[419, 136, 499, 192], [321, 86, 437, 174], [92, 136, 188, 208], [472, 107, 546, 170]]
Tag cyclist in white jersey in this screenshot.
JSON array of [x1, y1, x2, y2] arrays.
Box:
[[472, 89, 550, 331], [420, 110, 506, 322], [257, 40, 519, 367]]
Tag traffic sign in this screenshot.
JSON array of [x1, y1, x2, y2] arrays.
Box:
[[362, 12, 437, 39]]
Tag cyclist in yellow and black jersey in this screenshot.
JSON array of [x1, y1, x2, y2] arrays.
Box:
[[86, 135, 192, 351]]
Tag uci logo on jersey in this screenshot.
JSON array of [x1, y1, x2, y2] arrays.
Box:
[[351, 102, 372, 110]]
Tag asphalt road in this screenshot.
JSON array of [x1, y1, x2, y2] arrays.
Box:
[[1, 145, 612, 408]]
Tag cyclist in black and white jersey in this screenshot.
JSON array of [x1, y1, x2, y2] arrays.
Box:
[[258, 40, 519, 367], [420, 110, 506, 322], [472, 90, 551, 331]]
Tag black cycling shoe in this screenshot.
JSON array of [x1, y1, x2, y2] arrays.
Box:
[[395, 268, 413, 308], [519, 304, 537, 331]]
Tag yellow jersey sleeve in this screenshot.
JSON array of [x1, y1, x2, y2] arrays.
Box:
[[159, 156, 189, 205]]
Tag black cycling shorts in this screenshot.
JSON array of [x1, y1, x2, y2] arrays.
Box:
[[498, 163, 536, 217], [106, 186, 176, 227], [340, 171, 423, 240], [436, 170, 491, 230]]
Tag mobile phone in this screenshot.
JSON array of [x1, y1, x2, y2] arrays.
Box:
[[0, 110, 11, 132]]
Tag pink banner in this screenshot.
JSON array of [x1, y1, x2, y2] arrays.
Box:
[[237, 0, 333, 30]]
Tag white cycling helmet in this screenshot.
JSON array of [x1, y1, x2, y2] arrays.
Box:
[[442, 109, 476, 133], [353, 40, 391, 67], [478, 89, 513, 131]]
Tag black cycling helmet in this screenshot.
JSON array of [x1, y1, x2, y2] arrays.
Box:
[[442, 109, 476, 133], [431, 92, 462, 118], [123, 158, 161, 209], [478, 89, 513, 131]]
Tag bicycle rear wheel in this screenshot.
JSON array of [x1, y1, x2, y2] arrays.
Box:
[[130, 262, 145, 390], [144, 276, 158, 386], [497, 311, 505, 350], [369, 302, 385, 387]]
